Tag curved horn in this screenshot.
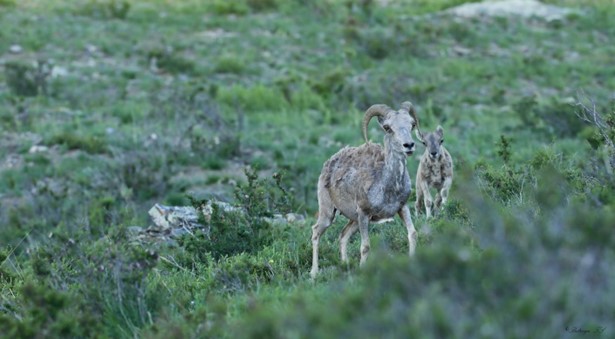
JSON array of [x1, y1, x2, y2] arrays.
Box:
[[400, 101, 420, 133], [362, 104, 391, 143], [415, 129, 425, 143]]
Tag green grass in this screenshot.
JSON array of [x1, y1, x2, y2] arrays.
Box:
[[1, 0, 615, 337]]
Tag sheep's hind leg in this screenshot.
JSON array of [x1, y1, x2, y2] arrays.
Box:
[[399, 205, 417, 256], [357, 212, 371, 266], [310, 194, 336, 279], [339, 220, 358, 263]]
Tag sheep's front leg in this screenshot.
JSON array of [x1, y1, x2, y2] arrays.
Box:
[[357, 212, 370, 266], [339, 220, 358, 263], [399, 205, 417, 256], [420, 181, 433, 219]]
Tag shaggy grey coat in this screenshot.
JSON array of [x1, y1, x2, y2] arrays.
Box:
[[310, 102, 420, 278], [415, 126, 454, 218]]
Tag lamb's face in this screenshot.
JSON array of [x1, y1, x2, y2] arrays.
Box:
[[379, 111, 417, 156], [418, 126, 444, 159]]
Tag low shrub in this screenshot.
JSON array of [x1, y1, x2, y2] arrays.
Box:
[[219, 167, 615, 338], [475, 160, 525, 203], [216, 85, 288, 112], [178, 169, 298, 263], [75, 0, 131, 20], [46, 132, 108, 154], [4, 60, 51, 97], [147, 48, 196, 75], [214, 54, 247, 74], [207, 0, 278, 15], [512, 96, 585, 138]]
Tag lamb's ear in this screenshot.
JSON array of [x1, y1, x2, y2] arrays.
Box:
[[436, 125, 444, 138], [415, 129, 425, 143]]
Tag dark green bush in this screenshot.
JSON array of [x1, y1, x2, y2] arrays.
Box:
[[216, 84, 289, 112], [207, 1, 250, 15], [147, 48, 195, 75], [496, 135, 512, 164], [214, 54, 247, 74], [310, 67, 349, 99], [360, 28, 396, 60], [410, 0, 481, 14], [201, 156, 225, 170], [218, 170, 615, 338], [179, 206, 271, 262], [76, 0, 131, 20], [177, 170, 297, 264], [46, 132, 108, 154], [246, 0, 279, 12], [475, 161, 525, 202], [211, 254, 275, 293], [207, 0, 278, 15], [235, 168, 297, 217], [88, 195, 118, 235], [0, 248, 15, 284], [0, 229, 159, 338], [513, 96, 585, 138], [4, 61, 50, 97], [0, 283, 101, 338], [118, 151, 170, 200]]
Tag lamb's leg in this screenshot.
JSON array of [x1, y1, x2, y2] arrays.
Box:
[[421, 181, 433, 219], [434, 192, 442, 216], [357, 212, 370, 266], [310, 191, 336, 279], [440, 177, 452, 207], [415, 184, 424, 217], [399, 205, 417, 256], [339, 220, 358, 263]]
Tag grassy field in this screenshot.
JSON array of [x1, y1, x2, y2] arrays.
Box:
[[1, 0, 614, 337]]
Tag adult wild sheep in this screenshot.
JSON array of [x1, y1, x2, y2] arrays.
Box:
[[310, 102, 420, 278], [414, 126, 453, 219]]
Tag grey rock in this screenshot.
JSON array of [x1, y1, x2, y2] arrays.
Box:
[[9, 44, 22, 54]]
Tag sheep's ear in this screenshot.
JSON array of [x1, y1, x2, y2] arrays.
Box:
[[414, 129, 425, 143], [436, 125, 444, 137], [377, 115, 386, 125]]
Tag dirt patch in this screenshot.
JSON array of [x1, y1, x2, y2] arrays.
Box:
[[194, 29, 236, 41], [448, 0, 578, 21]]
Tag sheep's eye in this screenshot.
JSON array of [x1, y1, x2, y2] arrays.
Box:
[[383, 125, 392, 133], [440, 139, 444, 144]]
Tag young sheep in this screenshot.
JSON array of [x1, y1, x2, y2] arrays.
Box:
[[310, 102, 420, 278], [414, 126, 453, 219]]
